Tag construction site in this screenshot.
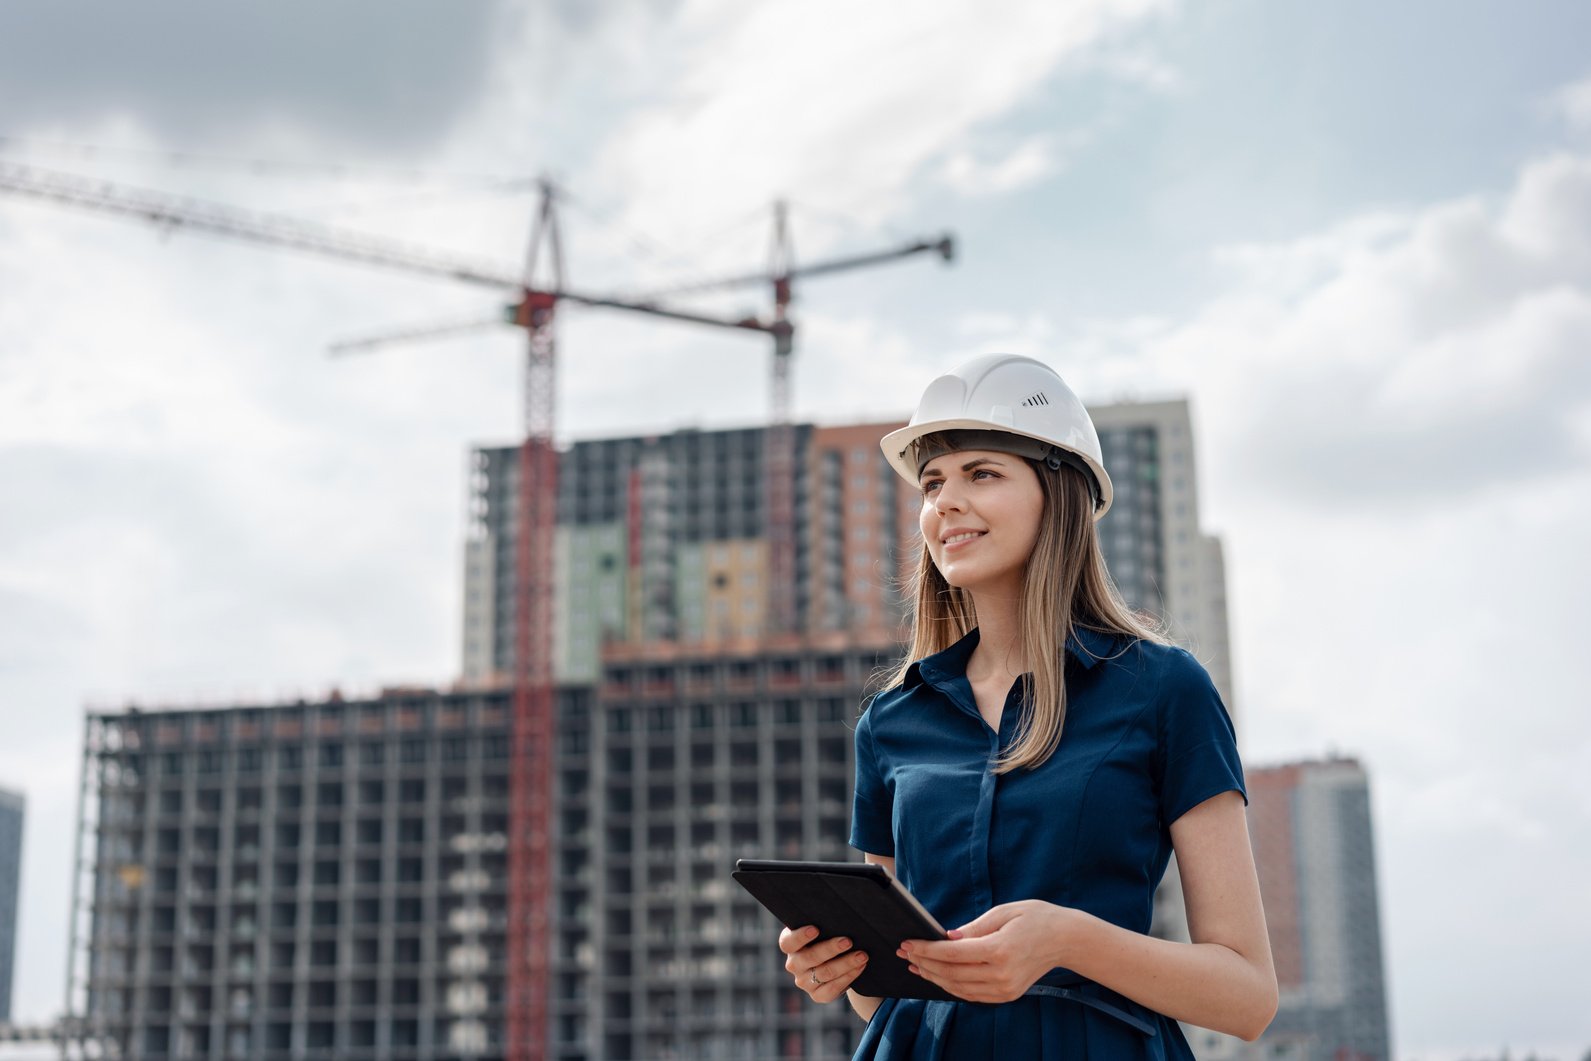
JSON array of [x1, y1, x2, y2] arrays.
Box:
[[2, 160, 1234, 1059]]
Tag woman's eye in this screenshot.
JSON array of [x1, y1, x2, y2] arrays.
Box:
[[920, 480, 942, 495]]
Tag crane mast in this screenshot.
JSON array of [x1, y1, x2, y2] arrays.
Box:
[[2, 157, 953, 1061], [766, 202, 798, 635], [505, 185, 560, 1061]]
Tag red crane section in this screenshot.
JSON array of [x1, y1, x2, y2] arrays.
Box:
[[506, 185, 563, 1061]]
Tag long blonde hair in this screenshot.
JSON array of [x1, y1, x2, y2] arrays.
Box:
[[885, 437, 1166, 772]]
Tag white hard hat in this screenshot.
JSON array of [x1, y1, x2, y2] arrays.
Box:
[[881, 353, 1113, 518]]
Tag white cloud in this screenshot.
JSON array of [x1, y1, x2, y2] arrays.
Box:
[[587, 0, 1172, 278], [951, 308, 1059, 361], [1073, 149, 1591, 508], [939, 135, 1059, 196], [1090, 48, 1181, 93], [1209, 212, 1412, 301], [1544, 71, 1591, 132]]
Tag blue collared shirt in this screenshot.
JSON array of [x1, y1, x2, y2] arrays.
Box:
[[849, 626, 1245, 1059]]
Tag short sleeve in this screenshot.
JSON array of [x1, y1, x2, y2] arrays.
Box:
[[849, 704, 895, 856], [1156, 649, 1246, 825]]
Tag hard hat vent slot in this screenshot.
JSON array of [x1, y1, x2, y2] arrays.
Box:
[[1020, 392, 1050, 407]]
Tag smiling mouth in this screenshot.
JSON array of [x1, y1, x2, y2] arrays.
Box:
[[942, 532, 985, 546]]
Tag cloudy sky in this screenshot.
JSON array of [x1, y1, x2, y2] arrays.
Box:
[[3, 0, 1589, 1055]]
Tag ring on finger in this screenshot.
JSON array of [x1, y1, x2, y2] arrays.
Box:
[[809, 970, 821, 986]]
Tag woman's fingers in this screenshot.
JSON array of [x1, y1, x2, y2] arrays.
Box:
[[901, 937, 995, 965], [777, 925, 819, 955], [905, 951, 1000, 987], [776, 927, 870, 1002], [781, 930, 858, 971], [901, 952, 1025, 1004], [804, 949, 870, 1002]]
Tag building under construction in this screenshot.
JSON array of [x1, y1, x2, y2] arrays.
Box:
[[70, 404, 1234, 1060], [71, 645, 892, 1061]]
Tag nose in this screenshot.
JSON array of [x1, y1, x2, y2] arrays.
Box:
[[933, 478, 967, 515]]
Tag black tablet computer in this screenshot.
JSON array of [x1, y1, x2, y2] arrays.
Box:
[[732, 859, 956, 1001]]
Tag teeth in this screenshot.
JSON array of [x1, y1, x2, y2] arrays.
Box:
[[944, 532, 983, 545]]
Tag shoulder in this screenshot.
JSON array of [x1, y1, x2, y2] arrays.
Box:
[[1096, 635, 1215, 691], [1143, 640, 1215, 687], [1089, 638, 1229, 744], [852, 681, 920, 773], [1118, 642, 1235, 753], [857, 679, 917, 728]]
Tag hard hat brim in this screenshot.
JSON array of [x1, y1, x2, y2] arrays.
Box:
[[880, 417, 1114, 519]]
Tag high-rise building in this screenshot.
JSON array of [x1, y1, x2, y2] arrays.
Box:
[[463, 424, 918, 686], [1246, 758, 1393, 1061], [71, 642, 890, 1060], [462, 407, 1233, 707], [0, 785, 23, 1022], [1089, 400, 1235, 714]]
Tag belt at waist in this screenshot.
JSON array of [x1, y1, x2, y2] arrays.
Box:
[[1021, 972, 1158, 1037]]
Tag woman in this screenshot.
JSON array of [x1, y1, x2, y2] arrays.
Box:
[[777, 354, 1277, 1058]]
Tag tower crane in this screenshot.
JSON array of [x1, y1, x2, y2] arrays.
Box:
[[327, 196, 953, 637], [1, 157, 953, 1060]]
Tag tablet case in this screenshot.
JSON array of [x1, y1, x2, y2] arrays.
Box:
[[732, 859, 956, 1001]]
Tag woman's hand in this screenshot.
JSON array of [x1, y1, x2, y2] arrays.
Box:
[[899, 900, 1077, 1003], [778, 925, 870, 1003]]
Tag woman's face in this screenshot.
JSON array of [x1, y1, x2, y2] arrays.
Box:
[[918, 449, 1044, 599]]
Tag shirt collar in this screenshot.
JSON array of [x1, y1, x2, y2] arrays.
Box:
[[903, 624, 1118, 688], [1067, 625, 1118, 669]]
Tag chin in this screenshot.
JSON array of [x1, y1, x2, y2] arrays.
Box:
[[951, 557, 1032, 597], [940, 567, 1003, 594]]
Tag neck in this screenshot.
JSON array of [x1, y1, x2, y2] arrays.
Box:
[[968, 586, 1025, 679]]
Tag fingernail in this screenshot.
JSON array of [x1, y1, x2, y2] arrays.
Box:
[[835, 937, 850, 949], [908, 964, 920, 975], [899, 942, 912, 954]]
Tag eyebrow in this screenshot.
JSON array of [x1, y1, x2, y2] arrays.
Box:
[[919, 456, 1006, 481]]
